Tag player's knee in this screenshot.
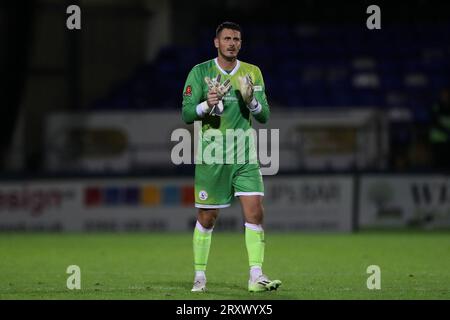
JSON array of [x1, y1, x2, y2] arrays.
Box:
[[197, 209, 218, 229], [245, 205, 264, 224], [198, 217, 216, 229]]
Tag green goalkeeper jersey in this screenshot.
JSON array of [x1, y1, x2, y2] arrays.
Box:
[[182, 58, 270, 164]]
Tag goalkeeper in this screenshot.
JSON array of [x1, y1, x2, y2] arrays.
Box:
[[181, 21, 281, 293]]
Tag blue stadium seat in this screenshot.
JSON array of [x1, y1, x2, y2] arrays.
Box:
[[88, 23, 450, 113]]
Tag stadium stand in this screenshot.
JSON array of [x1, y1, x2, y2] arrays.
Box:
[[89, 23, 450, 124]]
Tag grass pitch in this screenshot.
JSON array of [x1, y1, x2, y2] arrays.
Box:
[[0, 231, 449, 300]]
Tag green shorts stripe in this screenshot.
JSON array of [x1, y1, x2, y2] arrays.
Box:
[[234, 192, 264, 197], [195, 203, 231, 209]]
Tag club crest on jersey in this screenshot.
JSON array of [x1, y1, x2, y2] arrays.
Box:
[[184, 85, 192, 96], [199, 190, 208, 201]]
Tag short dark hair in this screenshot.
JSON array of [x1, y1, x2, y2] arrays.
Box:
[[215, 21, 242, 37]]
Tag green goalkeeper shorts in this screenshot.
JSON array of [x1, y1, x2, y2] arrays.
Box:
[[194, 162, 264, 208]]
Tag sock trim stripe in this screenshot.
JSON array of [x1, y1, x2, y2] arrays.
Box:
[[245, 222, 264, 232], [196, 221, 214, 233]]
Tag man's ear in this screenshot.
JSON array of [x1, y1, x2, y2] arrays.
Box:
[[214, 37, 219, 49]]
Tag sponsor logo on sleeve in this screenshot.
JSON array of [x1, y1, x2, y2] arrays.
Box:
[[184, 85, 192, 96]]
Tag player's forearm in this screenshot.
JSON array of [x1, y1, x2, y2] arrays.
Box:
[[182, 101, 212, 124], [250, 100, 270, 124], [182, 104, 200, 124]]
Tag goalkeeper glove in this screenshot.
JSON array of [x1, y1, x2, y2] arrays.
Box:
[[203, 75, 232, 116], [209, 100, 224, 116], [238, 74, 254, 104], [205, 76, 232, 100], [238, 74, 260, 112]]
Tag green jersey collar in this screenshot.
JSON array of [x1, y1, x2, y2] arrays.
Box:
[[214, 58, 240, 76]]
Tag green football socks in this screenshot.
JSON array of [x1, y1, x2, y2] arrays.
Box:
[[193, 221, 213, 272], [193, 222, 265, 273], [245, 223, 265, 268]]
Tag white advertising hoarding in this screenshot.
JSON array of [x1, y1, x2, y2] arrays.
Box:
[[263, 176, 354, 231], [0, 178, 197, 232], [0, 176, 354, 232], [359, 175, 450, 228]]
